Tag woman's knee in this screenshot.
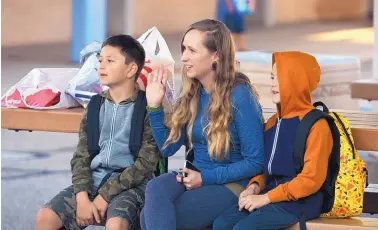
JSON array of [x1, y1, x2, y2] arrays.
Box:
[[35, 208, 62, 229], [146, 173, 177, 197], [106, 217, 128, 230]]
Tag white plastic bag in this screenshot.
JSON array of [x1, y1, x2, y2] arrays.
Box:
[[66, 53, 108, 106], [1, 68, 80, 109], [137, 27, 175, 111], [66, 27, 176, 110], [79, 41, 102, 66]]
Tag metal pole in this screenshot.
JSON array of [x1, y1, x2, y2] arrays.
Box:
[[71, 0, 107, 63]]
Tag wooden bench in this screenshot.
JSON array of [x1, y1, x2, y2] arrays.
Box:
[[1, 107, 83, 133], [3, 107, 378, 147], [2, 107, 378, 229]]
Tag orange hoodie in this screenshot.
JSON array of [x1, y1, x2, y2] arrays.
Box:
[[248, 51, 333, 203]]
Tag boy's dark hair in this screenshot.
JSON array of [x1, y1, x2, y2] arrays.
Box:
[[102, 35, 146, 81]]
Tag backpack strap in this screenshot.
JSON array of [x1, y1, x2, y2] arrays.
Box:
[[129, 90, 147, 156], [312, 102, 341, 195], [293, 109, 329, 174], [86, 94, 103, 159], [321, 116, 341, 212], [294, 104, 341, 214]]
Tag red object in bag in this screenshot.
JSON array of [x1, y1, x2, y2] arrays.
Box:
[[1, 88, 61, 108], [136, 60, 153, 91], [24, 89, 61, 107], [1, 89, 27, 108]]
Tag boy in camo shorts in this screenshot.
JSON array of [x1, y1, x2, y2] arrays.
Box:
[[35, 35, 160, 230]]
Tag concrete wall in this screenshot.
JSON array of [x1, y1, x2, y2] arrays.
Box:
[[1, 0, 369, 47], [107, 0, 126, 36], [1, 0, 71, 46], [1, 0, 216, 47], [273, 0, 368, 24], [131, 0, 216, 36]]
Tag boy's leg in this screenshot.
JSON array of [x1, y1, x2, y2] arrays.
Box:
[[212, 203, 249, 230], [142, 173, 186, 230], [174, 184, 238, 230], [36, 186, 85, 230], [106, 181, 147, 230], [233, 203, 298, 230], [106, 217, 129, 230], [35, 208, 64, 230]]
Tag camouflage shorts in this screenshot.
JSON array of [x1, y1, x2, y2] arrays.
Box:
[[44, 184, 146, 230]]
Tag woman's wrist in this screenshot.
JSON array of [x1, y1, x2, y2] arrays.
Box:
[[146, 104, 163, 112]]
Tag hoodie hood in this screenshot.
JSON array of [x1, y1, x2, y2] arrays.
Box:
[[272, 51, 321, 118]]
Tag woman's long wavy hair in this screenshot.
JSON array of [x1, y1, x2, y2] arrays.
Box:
[[165, 19, 261, 160]]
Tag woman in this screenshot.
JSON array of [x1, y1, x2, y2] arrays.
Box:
[[140, 19, 265, 230]]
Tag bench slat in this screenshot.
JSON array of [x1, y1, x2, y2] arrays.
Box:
[[1, 108, 83, 133], [2, 107, 378, 152]]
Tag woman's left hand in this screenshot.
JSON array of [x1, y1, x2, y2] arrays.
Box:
[[176, 168, 202, 190], [238, 194, 271, 212]]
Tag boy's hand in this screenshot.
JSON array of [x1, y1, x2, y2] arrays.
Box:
[[146, 65, 168, 108], [75, 192, 101, 226], [177, 168, 202, 190], [238, 194, 271, 212], [239, 183, 259, 201], [93, 194, 109, 220]]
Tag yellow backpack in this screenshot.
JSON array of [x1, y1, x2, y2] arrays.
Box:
[[295, 101, 368, 218], [320, 109, 368, 218]]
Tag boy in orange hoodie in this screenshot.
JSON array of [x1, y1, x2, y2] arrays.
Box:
[[213, 51, 334, 230]]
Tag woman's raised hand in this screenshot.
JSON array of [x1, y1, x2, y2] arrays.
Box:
[[146, 65, 169, 108]]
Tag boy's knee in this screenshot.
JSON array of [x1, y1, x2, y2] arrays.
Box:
[[35, 208, 61, 228], [106, 217, 128, 230], [146, 177, 159, 192]]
